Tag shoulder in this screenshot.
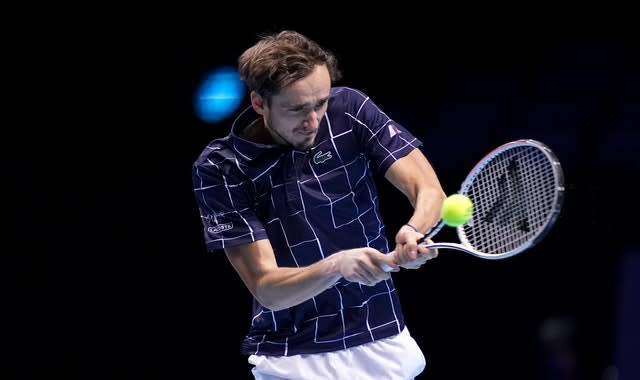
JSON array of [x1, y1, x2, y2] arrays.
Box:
[[330, 86, 369, 104], [192, 136, 235, 175], [327, 86, 375, 116], [328, 86, 388, 123]]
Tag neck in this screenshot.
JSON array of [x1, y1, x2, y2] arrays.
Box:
[[265, 123, 294, 147], [241, 119, 275, 145]]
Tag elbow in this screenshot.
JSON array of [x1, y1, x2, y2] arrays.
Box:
[[254, 293, 289, 311], [251, 285, 290, 311], [264, 302, 288, 312]]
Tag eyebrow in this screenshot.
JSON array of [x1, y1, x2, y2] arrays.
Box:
[[288, 96, 330, 110]]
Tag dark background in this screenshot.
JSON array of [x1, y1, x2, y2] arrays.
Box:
[[7, 9, 639, 380]]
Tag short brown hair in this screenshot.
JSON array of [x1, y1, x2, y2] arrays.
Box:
[[238, 30, 342, 103]]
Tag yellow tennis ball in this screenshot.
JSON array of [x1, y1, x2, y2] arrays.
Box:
[[441, 194, 473, 227]]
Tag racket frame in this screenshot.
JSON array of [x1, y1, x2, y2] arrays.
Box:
[[383, 139, 564, 270]]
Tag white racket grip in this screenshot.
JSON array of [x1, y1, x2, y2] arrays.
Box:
[[380, 252, 397, 272]]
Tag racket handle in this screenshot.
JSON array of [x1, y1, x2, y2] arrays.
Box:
[[423, 220, 445, 240], [380, 255, 395, 272]]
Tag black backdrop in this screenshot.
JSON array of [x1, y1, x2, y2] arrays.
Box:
[[7, 10, 639, 380]]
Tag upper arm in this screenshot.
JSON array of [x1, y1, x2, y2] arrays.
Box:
[[224, 239, 277, 297], [384, 148, 443, 204]]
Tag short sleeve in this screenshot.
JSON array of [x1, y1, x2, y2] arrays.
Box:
[[347, 90, 423, 175], [192, 155, 268, 252]]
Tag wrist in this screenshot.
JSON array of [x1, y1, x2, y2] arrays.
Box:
[[403, 223, 421, 234]]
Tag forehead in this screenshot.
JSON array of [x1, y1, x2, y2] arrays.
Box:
[[273, 65, 331, 107]]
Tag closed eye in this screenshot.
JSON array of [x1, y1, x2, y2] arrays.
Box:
[[289, 97, 329, 113]]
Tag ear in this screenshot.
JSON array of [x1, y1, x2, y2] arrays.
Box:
[[250, 91, 266, 115]]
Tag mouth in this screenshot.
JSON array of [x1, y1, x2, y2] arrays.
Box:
[[297, 129, 317, 137]]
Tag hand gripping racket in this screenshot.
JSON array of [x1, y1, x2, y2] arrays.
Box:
[[382, 139, 564, 271]]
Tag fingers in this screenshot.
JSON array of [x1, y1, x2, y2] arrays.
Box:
[[419, 239, 439, 259], [399, 226, 422, 254], [393, 225, 423, 264], [359, 269, 391, 286], [338, 248, 393, 285], [379, 254, 399, 273], [393, 238, 439, 270], [348, 264, 391, 286]]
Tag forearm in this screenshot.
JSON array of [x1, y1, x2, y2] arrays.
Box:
[[254, 255, 342, 311], [407, 185, 446, 233], [227, 242, 394, 311], [386, 149, 446, 233]]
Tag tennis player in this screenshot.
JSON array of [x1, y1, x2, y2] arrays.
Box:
[[192, 30, 446, 379]]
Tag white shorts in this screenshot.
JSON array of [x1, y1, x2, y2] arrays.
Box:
[[248, 327, 426, 380]]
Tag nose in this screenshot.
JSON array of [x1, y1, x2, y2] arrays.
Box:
[[304, 110, 320, 129]]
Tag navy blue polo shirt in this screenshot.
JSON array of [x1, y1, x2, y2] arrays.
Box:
[[193, 86, 424, 356]]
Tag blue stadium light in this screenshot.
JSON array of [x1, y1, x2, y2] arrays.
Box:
[[194, 65, 245, 123]]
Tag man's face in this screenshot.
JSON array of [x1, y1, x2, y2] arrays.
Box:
[[258, 65, 331, 150]]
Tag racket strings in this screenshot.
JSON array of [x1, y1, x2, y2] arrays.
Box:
[[461, 145, 559, 255]]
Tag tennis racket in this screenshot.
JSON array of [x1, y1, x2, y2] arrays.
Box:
[[381, 139, 564, 271]]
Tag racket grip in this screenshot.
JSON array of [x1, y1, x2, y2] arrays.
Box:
[[380, 253, 395, 272]]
